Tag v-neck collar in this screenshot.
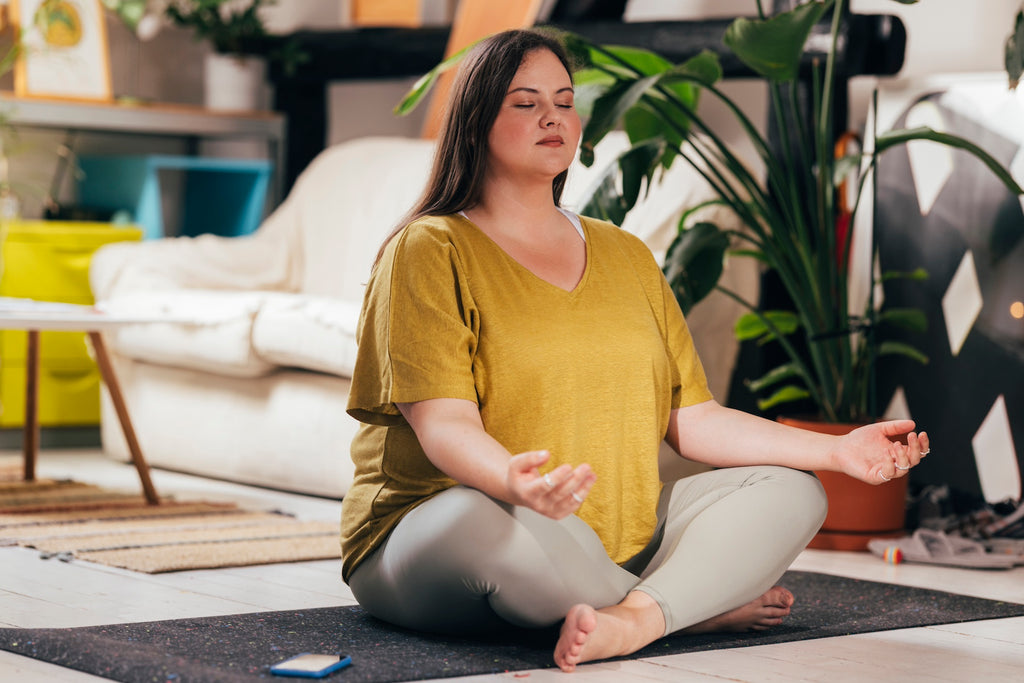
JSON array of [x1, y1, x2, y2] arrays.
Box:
[[456, 210, 591, 295]]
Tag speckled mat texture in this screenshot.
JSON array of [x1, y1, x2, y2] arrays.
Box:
[[2, 571, 1023, 682]]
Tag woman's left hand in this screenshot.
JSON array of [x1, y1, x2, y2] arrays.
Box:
[[830, 419, 930, 485]]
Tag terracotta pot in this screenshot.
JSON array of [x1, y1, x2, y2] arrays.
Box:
[[778, 416, 908, 551]]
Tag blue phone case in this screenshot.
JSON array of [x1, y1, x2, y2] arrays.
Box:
[[270, 653, 352, 678]]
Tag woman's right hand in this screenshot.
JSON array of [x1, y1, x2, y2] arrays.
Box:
[[508, 450, 596, 519]]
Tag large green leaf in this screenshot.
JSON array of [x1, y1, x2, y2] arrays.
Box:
[[877, 127, 1024, 195], [878, 126, 1024, 256], [757, 385, 812, 412], [663, 222, 729, 315], [394, 43, 475, 116], [577, 139, 663, 224], [661, 50, 723, 89], [582, 74, 662, 159], [878, 267, 928, 283], [579, 173, 625, 224], [723, 1, 831, 82], [734, 310, 800, 342], [1007, 10, 1024, 89], [572, 68, 616, 120], [877, 308, 927, 333], [878, 341, 929, 365], [746, 362, 802, 393], [588, 44, 675, 76], [619, 139, 663, 208]]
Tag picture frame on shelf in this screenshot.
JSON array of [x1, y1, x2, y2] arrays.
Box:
[[11, 0, 112, 101]]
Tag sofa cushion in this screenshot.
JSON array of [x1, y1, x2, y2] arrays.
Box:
[[293, 137, 437, 301], [252, 293, 361, 377], [98, 290, 275, 378]]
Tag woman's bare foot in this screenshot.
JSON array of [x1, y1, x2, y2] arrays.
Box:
[[553, 591, 664, 673], [553, 587, 795, 672], [681, 586, 795, 634]]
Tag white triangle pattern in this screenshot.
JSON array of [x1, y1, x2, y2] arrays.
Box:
[[941, 250, 983, 357], [883, 386, 911, 421], [905, 102, 954, 216], [971, 395, 1022, 504]]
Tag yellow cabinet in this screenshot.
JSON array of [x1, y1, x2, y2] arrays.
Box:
[[0, 220, 142, 427]]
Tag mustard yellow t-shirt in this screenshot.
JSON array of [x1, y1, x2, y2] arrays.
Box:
[[341, 213, 711, 581]]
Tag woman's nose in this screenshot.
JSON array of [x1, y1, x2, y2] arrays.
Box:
[[540, 104, 561, 128]]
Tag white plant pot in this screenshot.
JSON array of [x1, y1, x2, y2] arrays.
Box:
[[204, 53, 267, 112]]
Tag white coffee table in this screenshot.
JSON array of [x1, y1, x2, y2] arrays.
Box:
[[0, 300, 169, 505]]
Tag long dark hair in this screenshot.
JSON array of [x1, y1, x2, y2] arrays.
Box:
[[374, 29, 574, 264]]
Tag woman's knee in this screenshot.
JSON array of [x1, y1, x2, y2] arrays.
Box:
[[752, 466, 828, 529]]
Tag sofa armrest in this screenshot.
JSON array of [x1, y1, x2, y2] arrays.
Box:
[[98, 289, 277, 377], [90, 199, 303, 301]]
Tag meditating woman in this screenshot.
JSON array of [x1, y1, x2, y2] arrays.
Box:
[[340, 29, 929, 673]]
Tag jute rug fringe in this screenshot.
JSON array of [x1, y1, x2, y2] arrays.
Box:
[[0, 464, 341, 573]]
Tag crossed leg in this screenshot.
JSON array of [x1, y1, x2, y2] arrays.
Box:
[[347, 467, 826, 673], [555, 466, 826, 672]]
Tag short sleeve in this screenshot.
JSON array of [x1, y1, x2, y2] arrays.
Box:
[[346, 221, 479, 425], [659, 273, 713, 408]]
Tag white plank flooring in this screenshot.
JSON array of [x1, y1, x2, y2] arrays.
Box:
[[2, 448, 1023, 682]]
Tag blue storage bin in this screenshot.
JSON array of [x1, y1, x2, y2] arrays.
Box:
[[76, 155, 273, 240]]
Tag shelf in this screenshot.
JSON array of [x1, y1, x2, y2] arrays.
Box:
[[0, 94, 287, 206]]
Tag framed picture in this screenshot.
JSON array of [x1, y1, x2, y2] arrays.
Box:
[[11, 0, 112, 101]]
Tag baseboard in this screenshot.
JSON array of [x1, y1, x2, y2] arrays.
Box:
[[0, 427, 102, 450]]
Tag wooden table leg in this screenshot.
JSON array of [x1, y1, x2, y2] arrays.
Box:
[[23, 330, 40, 482], [88, 332, 160, 505]]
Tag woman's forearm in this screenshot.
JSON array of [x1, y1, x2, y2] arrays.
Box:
[[666, 399, 928, 485], [398, 398, 516, 502], [397, 398, 597, 518], [667, 400, 836, 470]]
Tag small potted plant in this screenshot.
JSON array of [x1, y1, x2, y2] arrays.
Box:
[[103, 0, 292, 110]]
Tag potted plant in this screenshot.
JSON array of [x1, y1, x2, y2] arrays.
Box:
[[103, 0, 303, 110], [398, 0, 1024, 547]]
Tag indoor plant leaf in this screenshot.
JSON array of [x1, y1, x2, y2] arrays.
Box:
[[1006, 10, 1024, 89], [577, 138, 664, 222], [746, 362, 803, 393], [394, 43, 476, 116], [876, 126, 1024, 196], [877, 308, 927, 333], [878, 267, 928, 283], [581, 74, 663, 161], [877, 341, 929, 365], [588, 43, 675, 76], [734, 310, 800, 342], [663, 221, 729, 315], [723, 0, 830, 81], [756, 385, 813, 412]]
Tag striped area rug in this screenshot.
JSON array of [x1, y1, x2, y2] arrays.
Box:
[[0, 460, 341, 573]]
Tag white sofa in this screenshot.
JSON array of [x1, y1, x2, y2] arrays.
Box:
[[90, 134, 757, 498]]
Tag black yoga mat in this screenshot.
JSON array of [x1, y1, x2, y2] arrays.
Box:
[[2, 571, 1022, 683]]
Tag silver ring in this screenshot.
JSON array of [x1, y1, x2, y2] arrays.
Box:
[[895, 464, 910, 471], [543, 473, 555, 488], [570, 491, 584, 503], [879, 472, 892, 482], [921, 448, 930, 456]]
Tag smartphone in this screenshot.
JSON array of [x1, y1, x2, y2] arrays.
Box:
[[270, 653, 352, 678]]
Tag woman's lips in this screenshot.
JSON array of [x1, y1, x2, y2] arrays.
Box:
[[538, 136, 564, 146]]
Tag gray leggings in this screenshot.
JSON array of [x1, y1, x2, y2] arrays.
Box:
[[348, 466, 827, 635]]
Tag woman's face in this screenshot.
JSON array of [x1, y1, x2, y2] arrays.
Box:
[[485, 48, 581, 185]]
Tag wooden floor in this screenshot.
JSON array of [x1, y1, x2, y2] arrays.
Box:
[[2, 449, 1023, 682]]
